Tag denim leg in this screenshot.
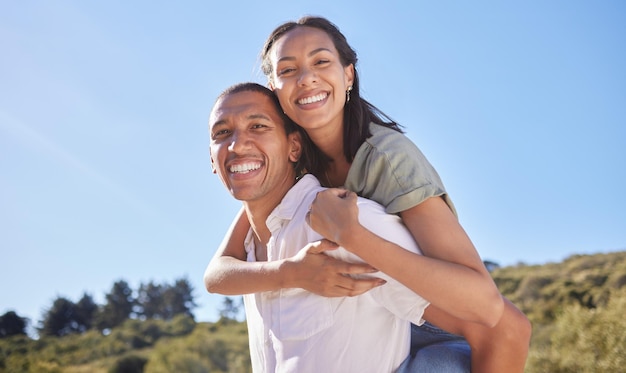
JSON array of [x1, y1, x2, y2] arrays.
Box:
[[397, 322, 471, 373]]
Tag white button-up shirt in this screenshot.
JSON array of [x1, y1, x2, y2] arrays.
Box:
[[243, 175, 430, 373]]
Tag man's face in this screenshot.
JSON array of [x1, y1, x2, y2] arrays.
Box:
[[209, 90, 302, 204]]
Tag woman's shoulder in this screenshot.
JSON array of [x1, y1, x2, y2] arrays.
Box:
[[361, 122, 428, 164], [367, 122, 414, 147], [347, 122, 451, 214]]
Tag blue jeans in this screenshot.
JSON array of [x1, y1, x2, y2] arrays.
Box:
[[397, 322, 471, 373]]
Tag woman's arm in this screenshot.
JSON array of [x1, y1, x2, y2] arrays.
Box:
[[203, 207, 385, 297], [308, 189, 504, 326]]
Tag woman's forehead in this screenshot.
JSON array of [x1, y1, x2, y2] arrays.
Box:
[[271, 26, 335, 58]]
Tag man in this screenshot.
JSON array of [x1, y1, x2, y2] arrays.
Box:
[[207, 82, 430, 372]]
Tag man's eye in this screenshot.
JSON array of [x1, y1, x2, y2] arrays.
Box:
[[212, 129, 230, 138]]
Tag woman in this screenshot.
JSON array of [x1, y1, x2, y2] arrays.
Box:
[[206, 16, 531, 372]]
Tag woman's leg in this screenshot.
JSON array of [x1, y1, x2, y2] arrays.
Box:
[[398, 322, 471, 373], [463, 298, 532, 373], [413, 298, 531, 373]]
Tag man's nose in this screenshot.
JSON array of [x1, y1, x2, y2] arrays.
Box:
[[228, 131, 251, 153]]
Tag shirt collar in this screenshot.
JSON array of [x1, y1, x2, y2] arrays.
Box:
[[267, 174, 322, 225]]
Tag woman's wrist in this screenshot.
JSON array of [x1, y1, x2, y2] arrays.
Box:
[[335, 222, 365, 252]]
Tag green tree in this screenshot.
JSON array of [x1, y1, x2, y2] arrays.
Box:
[[137, 281, 165, 319], [96, 280, 135, 331], [0, 310, 28, 338], [219, 297, 242, 322], [161, 278, 196, 320], [136, 278, 196, 320], [75, 293, 98, 331], [39, 297, 81, 337]]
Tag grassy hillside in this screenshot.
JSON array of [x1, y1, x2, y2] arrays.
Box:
[[2, 251, 625, 372], [491, 251, 626, 372], [0, 316, 251, 373]]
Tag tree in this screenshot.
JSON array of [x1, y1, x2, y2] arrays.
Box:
[[0, 310, 28, 338], [137, 281, 165, 319], [219, 296, 242, 321], [95, 280, 135, 331], [161, 278, 196, 320], [75, 293, 98, 331], [483, 260, 500, 272], [136, 278, 196, 320], [40, 297, 82, 337]]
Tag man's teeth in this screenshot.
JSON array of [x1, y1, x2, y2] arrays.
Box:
[[230, 162, 261, 173], [298, 93, 327, 105]]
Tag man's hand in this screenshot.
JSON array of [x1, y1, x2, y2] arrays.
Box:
[[283, 239, 385, 297]]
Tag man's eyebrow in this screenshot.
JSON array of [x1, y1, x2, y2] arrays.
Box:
[[277, 47, 332, 63], [247, 113, 274, 121], [211, 119, 228, 130], [211, 113, 274, 130]]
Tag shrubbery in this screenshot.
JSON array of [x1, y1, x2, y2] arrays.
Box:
[[1, 251, 625, 372], [492, 251, 626, 372]]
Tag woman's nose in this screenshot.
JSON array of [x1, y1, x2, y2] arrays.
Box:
[[297, 67, 317, 86]]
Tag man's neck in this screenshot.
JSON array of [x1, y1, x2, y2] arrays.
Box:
[[243, 176, 297, 251], [245, 204, 273, 247]]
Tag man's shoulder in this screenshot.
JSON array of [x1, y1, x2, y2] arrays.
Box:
[[355, 197, 401, 227]]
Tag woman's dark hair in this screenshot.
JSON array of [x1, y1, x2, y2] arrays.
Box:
[[215, 82, 327, 177], [261, 16, 403, 163]]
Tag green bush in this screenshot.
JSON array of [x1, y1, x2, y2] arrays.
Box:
[[525, 290, 626, 373], [109, 355, 147, 373]]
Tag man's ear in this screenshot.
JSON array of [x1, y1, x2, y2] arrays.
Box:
[[288, 132, 303, 163], [210, 155, 217, 174]]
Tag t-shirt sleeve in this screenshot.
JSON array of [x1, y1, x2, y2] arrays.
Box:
[[345, 125, 456, 216]]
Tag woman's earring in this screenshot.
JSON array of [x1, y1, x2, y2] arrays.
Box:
[[346, 86, 353, 103]]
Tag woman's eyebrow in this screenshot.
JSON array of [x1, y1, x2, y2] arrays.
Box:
[[277, 47, 332, 63]]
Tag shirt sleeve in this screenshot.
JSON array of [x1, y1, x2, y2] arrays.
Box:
[[345, 124, 457, 216]]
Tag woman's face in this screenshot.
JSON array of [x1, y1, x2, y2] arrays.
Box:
[[268, 26, 354, 134]]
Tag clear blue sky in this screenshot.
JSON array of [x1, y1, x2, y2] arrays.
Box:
[[2, 1, 625, 331]]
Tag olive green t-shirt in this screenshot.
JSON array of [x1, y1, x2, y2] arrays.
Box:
[[344, 123, 457, 217]]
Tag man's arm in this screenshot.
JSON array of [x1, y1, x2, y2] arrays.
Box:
[[203, 207, 385, 296]]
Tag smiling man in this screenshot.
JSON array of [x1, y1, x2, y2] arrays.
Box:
[[206, 82, 431, 372]]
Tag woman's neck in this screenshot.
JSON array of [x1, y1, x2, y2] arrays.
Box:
[[322, 158, 351, 188], [305, 116, 352, 187]]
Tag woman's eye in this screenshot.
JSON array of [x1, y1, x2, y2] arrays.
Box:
[[277, 67, 295, 76], [316, 59, 330, 66]]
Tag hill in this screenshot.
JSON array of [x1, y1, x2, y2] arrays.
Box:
[[491, 250, 626, 372], [1, 251, 625, 372]]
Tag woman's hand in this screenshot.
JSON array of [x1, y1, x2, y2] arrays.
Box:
[[307, 188, 360, 246], [284, 239, 385, 297]]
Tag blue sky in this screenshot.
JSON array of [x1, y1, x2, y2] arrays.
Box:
[[1, 1, 625, 331]]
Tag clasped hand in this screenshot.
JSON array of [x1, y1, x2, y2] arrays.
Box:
[[288, 239, 384, 297], [306, 188, 360, 247]]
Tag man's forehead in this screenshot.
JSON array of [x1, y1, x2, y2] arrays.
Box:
[[210, 91, 279, 126]]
